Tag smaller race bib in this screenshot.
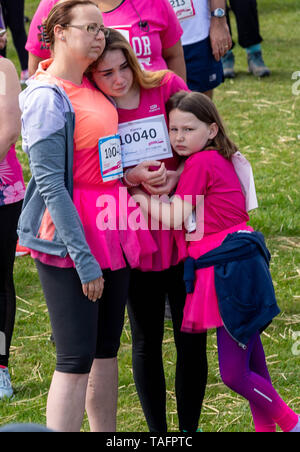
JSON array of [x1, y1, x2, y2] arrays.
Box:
[[168, 0, 195, 21], [98, 134, 123, 182]]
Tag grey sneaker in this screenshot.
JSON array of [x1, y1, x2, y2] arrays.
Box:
[[0, 367, 14, 400], [222, 51, 235, 79], [247, 51, 270, 77]]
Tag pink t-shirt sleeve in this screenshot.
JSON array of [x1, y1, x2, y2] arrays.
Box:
[[161, 72, 189, 103], [175, 152, 213, 206], [25, 0, 58, 59], [158, 0, 183, 49], [102, 0, 182, 71]]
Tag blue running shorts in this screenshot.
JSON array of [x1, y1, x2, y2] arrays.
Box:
[[183, 36, 224, 92]]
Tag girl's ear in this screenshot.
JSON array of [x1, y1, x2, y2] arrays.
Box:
[[209, 122, 218, 140]]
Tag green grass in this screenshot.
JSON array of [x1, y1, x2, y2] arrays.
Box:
[[1, 0, 299, 432]]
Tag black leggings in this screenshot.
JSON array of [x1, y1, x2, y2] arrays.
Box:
[[0, 200, 22, 367], [35, 260, 130, 374], [0, 0, 28, 70], [227, 0, 263, 49], [127, 263, 208, 432]]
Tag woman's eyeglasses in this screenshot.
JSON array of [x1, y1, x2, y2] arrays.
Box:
[[63, 23, 110, 38]]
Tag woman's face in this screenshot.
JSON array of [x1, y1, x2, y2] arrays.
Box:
[[60, 4, 106, 63], [92, 49, 134, 98]]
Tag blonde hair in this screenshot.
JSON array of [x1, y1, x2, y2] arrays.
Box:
[[166, 91, 238, 159], [88, 27, 170, 89]]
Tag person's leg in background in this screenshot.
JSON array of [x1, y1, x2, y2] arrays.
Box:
[[166, 263, 208, 432], [222, 0, 270, 78], [0, 0, 28, 82], [0, 200, 23, 400], [127, 269, 168, 432]]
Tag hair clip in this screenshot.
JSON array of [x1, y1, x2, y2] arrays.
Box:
[[38, 23, 51, 50]]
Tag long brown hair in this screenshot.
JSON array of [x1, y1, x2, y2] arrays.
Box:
[[88, 27, 170, 89], [44, 0, 99, 50], [166, 91, 238, 159]]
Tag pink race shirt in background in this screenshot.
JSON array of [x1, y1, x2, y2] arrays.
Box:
[[26, 0, 183, 70], [103, 0, 183, 71], [25, 0, 59, 60]]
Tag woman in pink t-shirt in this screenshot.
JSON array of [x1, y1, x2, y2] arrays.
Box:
[[132, 91, 300, 433], [0, 51, 26, 399], [26, 0, 186, 80], [91, 28, 207, 433]]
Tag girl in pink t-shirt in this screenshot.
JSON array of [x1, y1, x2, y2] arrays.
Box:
[[133, 91, 300, 433], [91, 28, 206, 433]]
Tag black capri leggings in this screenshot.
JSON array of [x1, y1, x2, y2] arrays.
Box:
[[127, 263, 208, 432], [0, 200, 22, 367], [35, 260, 130, 374]]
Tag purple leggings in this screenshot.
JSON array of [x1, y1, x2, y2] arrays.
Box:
[[217, 327, 298, 432]]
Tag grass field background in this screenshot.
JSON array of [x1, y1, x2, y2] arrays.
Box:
[[0, 0, 299, 432]]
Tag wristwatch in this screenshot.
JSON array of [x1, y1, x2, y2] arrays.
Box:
[[211, 8, 226, 18]]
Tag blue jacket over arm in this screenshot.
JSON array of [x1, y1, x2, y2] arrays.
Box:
[[184, 231, 280, 348]]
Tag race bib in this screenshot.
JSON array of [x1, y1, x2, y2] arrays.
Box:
[[118, 115, 173, 168], [168, 0, 195, 21], [98, 134, 123, 182]]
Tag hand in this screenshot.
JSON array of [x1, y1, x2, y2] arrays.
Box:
[[209, 18, 232, 61], [142, 170, 180, 195], [126, 161, 167, 186], [82, 276, 105, 302]]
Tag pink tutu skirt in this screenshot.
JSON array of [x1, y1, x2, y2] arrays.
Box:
[[181, 222, 253, 333], [73, 181, 157, 270], [32, 181, 157, 271]]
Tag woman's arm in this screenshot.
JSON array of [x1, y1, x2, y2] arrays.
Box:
[[132, 188, 193, 230], [0, 58, 21, 162], [162, 40, 187, 83], [209, 0, 232, 61], [22, 87, 103, 290]]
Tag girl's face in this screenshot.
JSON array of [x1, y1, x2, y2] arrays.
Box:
[[92, 49, 134, 97], [169, 108, 218, 157], [60, 5, 106, 63]]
